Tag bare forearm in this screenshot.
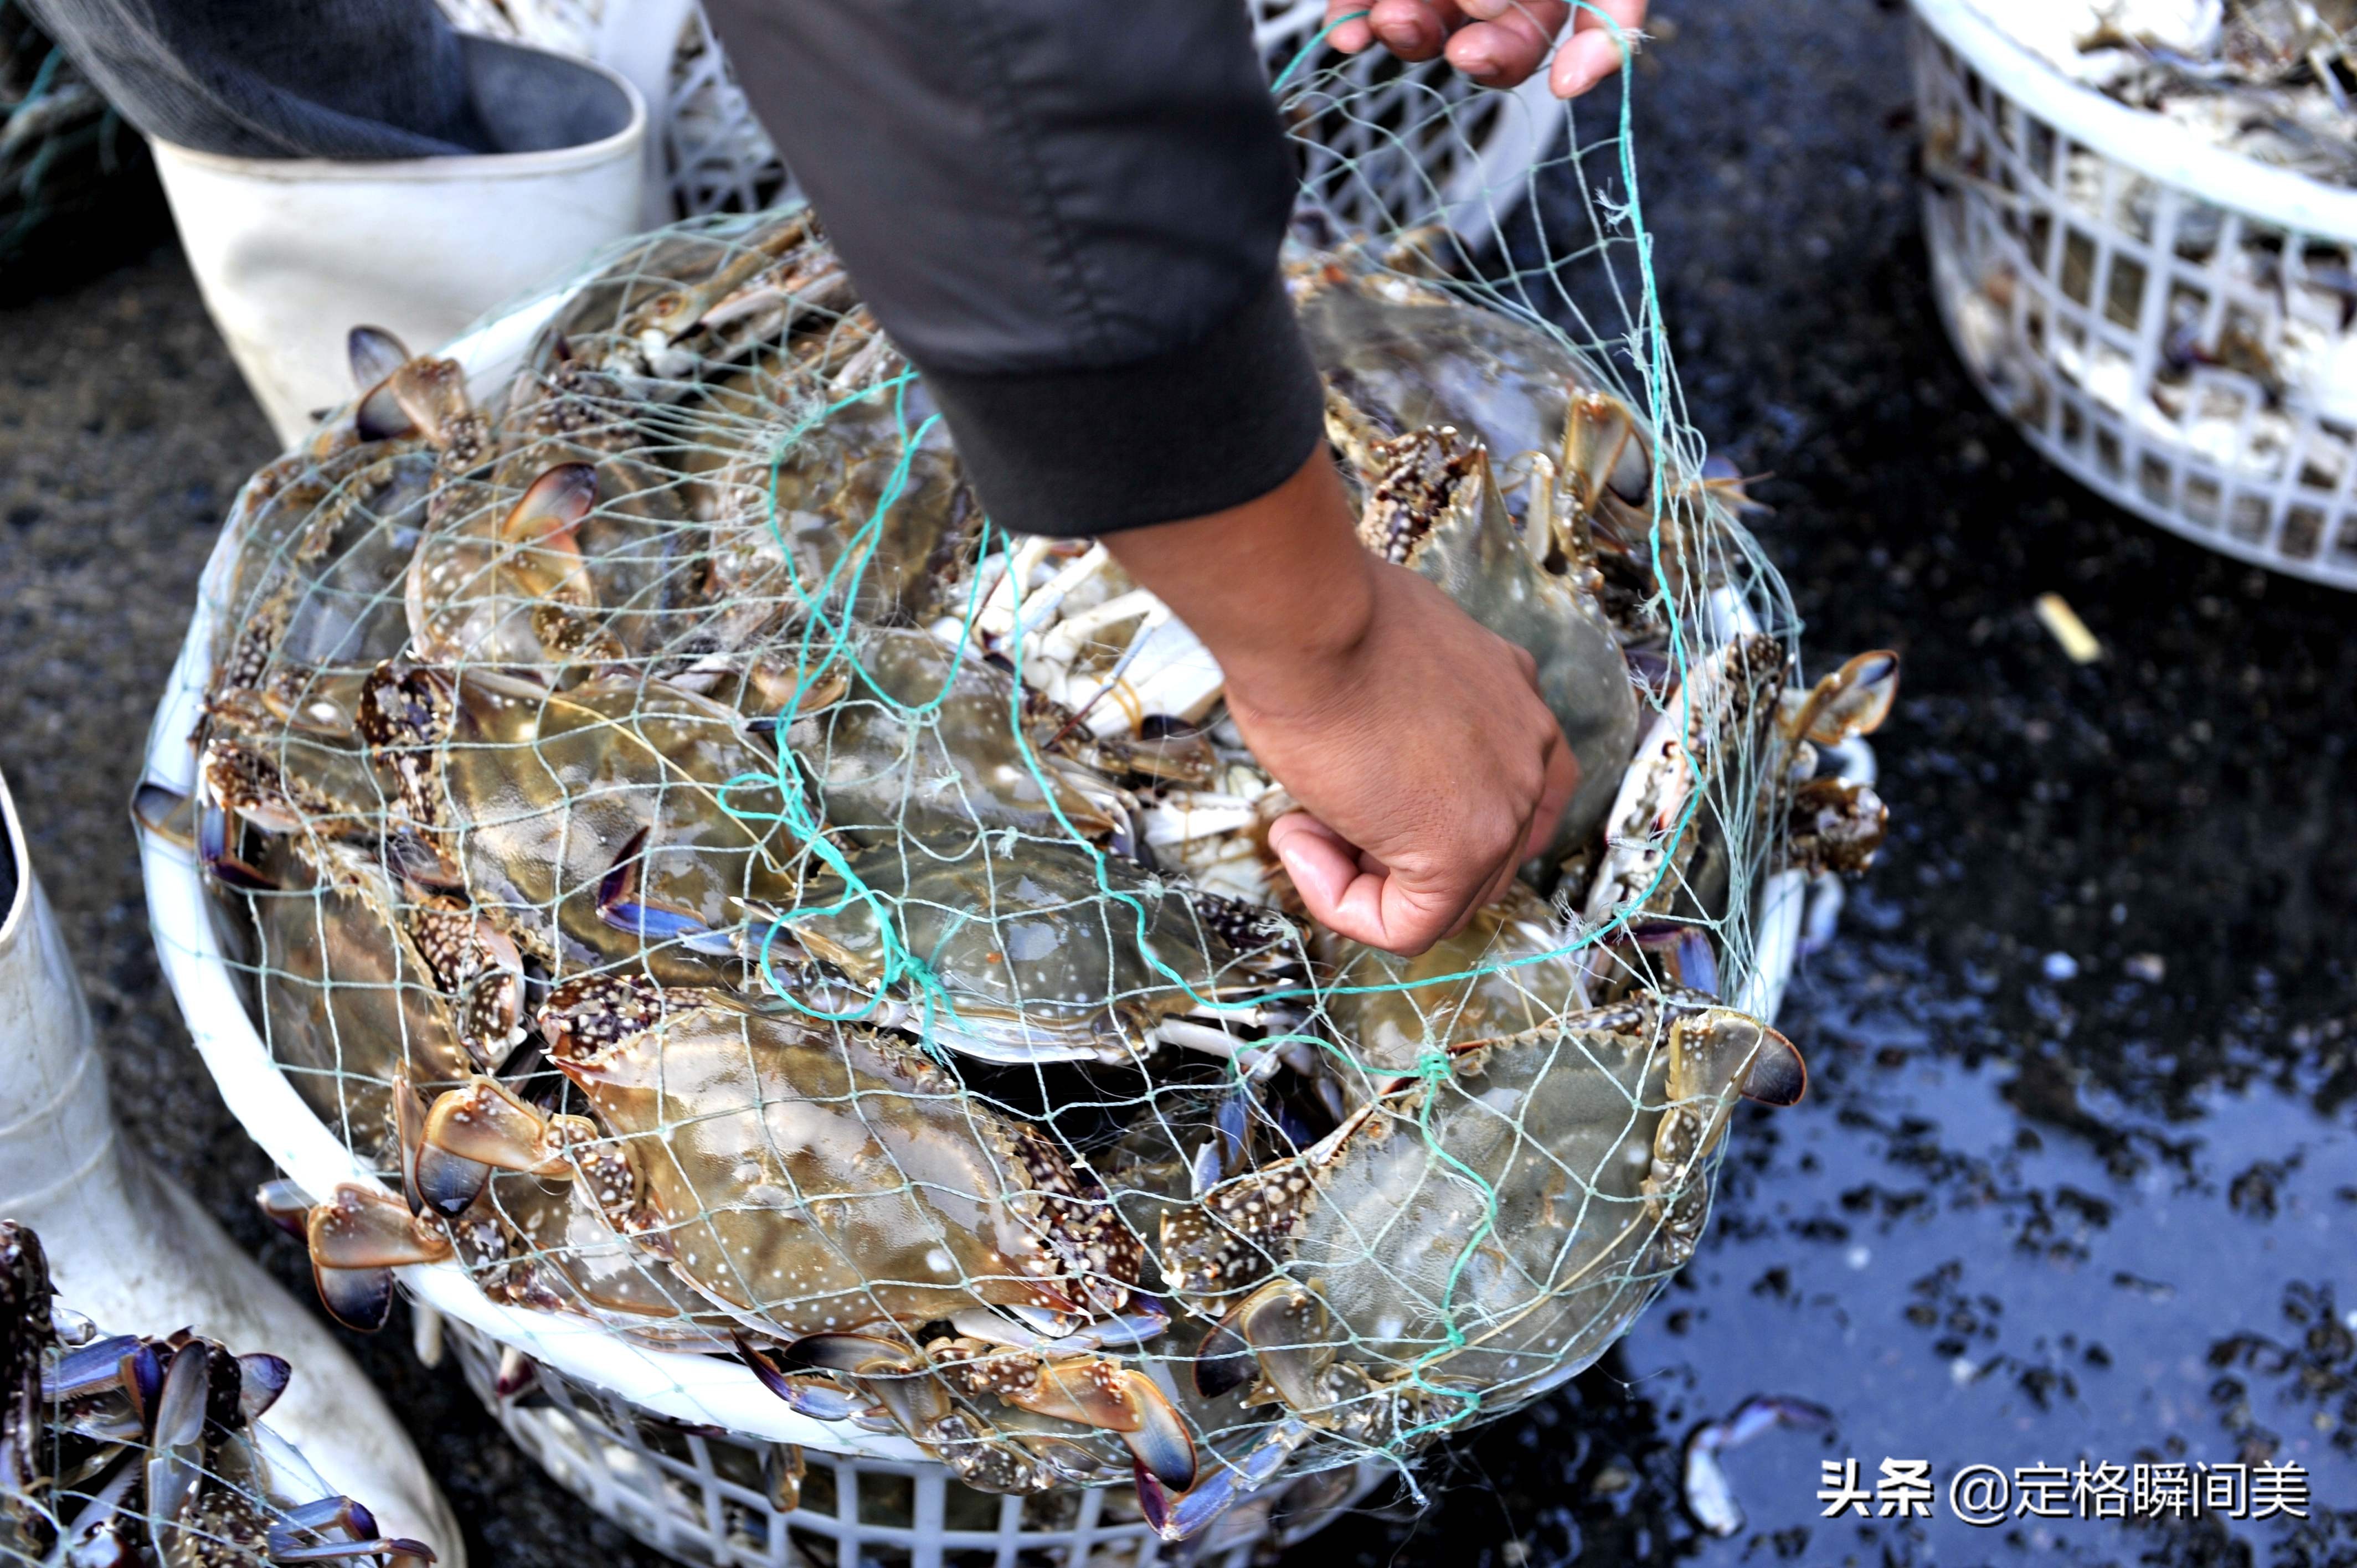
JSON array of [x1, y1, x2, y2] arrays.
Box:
[[1103, 447, 1577, 955], [1101, 451, 1377, 715]]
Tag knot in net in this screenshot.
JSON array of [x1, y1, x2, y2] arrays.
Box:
[[170, 30, 1897, 1539]]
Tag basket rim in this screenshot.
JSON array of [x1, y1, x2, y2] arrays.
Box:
[[1909, 0, 2357, 240]]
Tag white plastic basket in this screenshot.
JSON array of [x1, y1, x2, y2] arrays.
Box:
[[433, 1, 1563, 236], [435, 1316, 1382, 1568], [1910, 0, 2357, 587], [137, 276, 1863, 1568]]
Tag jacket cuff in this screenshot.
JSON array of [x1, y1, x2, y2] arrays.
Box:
[[912, 274, 1326, 539]]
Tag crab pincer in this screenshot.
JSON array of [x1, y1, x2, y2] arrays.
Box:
[[304, 1184, 454, 1332]]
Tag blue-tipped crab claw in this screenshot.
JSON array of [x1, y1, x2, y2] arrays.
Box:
[[947, 1296, 1172, 1356], [43, 1334, 162, 1441], [255, 1179, 316, 1239], [736, 1337, 868, 1421], [304, 1184, 454, 1333], [237, 1353, 292, 1422], [145, 1341, 214, 1526], [595, 831, 744, 956], [1133, 1419, 1313, 1541], [197, 796, 275, 892], [416, 1077, 593, 1216], [272, 1538, 438, 1565], [347, 326, 417, 442]]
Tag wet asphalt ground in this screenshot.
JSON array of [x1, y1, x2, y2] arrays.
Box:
[[0, 0, 2351, 1564]]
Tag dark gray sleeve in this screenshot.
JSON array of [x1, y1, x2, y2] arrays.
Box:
[[19, 0, 491, 159], [701, 0, 1327, 538]]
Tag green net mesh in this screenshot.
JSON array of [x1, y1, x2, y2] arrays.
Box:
[[0, 0, 143, 270], [171, 25, 1896, 1539], [0, 1224, 431, 1567]]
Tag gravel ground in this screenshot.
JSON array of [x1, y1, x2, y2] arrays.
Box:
[[1, 1, 2351, 1565]]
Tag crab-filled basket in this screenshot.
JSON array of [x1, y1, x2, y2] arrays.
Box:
[[135, 36, 1895, 1568], [1912, 0, 2357, 589], [429, 0, 1564, 234]]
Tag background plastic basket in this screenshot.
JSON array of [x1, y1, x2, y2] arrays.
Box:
[[432, 0, 1563, 235], [1910, 0, 2357, 588]]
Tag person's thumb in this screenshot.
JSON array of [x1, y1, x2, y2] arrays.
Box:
[[1270, 812, 1455, 956]]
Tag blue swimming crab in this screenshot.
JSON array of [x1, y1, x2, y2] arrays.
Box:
[[738, 837, 1297, 1066], [356, 658, 809, 984], [1141, 991, 1804, 1538], [1352, 425, 1640, 860], [374, 973, 1198, 1490]]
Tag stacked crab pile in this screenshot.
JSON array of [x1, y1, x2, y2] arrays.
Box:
[[174, 209, 1896, 1539], [0, 1223, 432, 1566]]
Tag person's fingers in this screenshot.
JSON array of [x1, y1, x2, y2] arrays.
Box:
[[1520, 728, 1582, 862], [1363, 0, 1459, 63], [1444, 3, 1570, 85], [1324, 0, 1377, 54], [1550, 0, 1646, 97], [1270, 812, 1401, 948]]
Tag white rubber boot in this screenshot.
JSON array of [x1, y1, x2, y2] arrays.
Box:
[[0, 767, 466, 1565], [150, 31, 646, 448]]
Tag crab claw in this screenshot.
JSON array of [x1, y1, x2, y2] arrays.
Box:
[[1737, 1030, 1807, 1107], [255, 1178, 315, 1239], [1192, 1307, 1258, 1401], [146, 1342, 212, 1523], [418, 1078, 589, 1215], [130, 781, 195, 847], [1785, 649, 1899, 746], [1001, 1359, 1197, 1491], [43, 1335, 159, 1441], [348, 325, 409, 388], [503, 462, 598, 551], [236, 1353, 291, 1422], [596, 831, 742, 955], [1670, 1011, 1807, 1108], [785, 1332, 916, 1375], [737, 1337, 866, 1421], [1134, 1418, 1310, 1542], [385, 357, 472, 450], [305, 1184, 452, 1332], [1224, 1281, 1340, 1417], [195, 793, 275, 893], [392, 1076, 430, 1215], [270, 1495, 378, 1554], [1560, 389, 1648, 516], [349, 327, 415, 440], [272, 1539, 437, 1565]]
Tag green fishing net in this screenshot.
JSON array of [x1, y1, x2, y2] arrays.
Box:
[[163, 19, 1895, 1540]]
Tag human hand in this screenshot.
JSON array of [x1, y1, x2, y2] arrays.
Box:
[[1103, 453, 1577, 957], [1322, 0, 1647, 99]]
